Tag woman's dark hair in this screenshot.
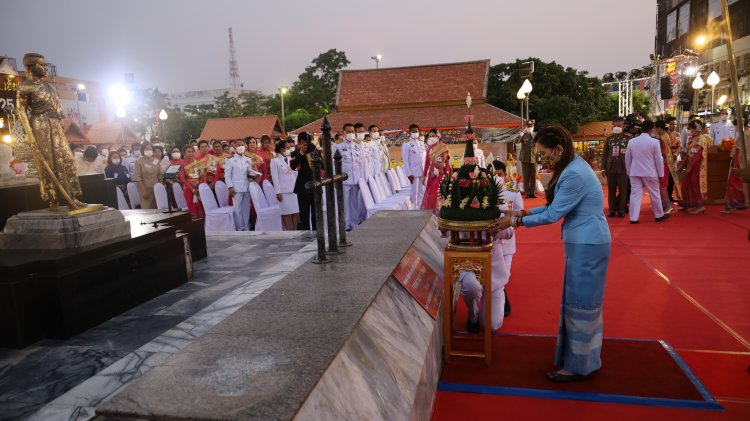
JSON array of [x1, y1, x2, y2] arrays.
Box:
[[655, 120, 667, 131], [140, 141, 153, 155], [182, 145, 194, 154], [107, 151, 121, 166], [274, 139, 286, 154], [687, 119, 704, 131], [154, 145, 164, 155], [408, 123, 420, 131], [83, 146, 98, 160], [534, 125, 576, 205]]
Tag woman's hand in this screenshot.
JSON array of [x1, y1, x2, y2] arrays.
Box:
[[501, 209, 522, 218], [489, 216, 513, 233], [276, 193, 283, 202], [141, 190, 149, 200]]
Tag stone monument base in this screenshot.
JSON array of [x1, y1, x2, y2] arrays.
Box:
[[0, 206, 131, 249]]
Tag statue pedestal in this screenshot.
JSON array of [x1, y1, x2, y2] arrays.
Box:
[[0, 207, 131, 249]]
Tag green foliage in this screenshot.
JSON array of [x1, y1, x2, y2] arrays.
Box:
[[284, 108, 316, 132], [599, 90, 652, 121], [487, 58, 610, 133], [285, 49, 350, 118]]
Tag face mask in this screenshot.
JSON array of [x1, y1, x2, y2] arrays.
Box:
[[345, 133, 355, 141], [74, 151, 83, 158], [101, 150, 109, 157], [144, 150, 154, 158], [356, 132, 366, 141], [111, 159, 121, 165], [410, 132, 419, 140], [427, 136, 438, 145], [236, 146, 246, 154], [612, 126, 623, 134], [720, 115, 728, 122], [172, 152, 181, 160], [284, 148, 293, 156], [371, 131, 380, 139], [527, 127, 534, 134]]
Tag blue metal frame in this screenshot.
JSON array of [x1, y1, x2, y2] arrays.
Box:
[[441, 334, 723, 411]]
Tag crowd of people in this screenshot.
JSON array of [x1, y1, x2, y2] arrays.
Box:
[[601, 110, 749, 221]]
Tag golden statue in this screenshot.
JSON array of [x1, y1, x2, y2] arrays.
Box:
[[16, 53, 86, 211]]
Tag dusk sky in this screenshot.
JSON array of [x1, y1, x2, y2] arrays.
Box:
[[2, 0, 656, 95]]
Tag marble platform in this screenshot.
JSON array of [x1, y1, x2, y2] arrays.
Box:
[[97, 212, 447, 421], [0, 231, 316, 420], [0, 207, 130, 249]]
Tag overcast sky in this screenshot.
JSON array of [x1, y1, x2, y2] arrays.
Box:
[[2, 0, 656, 95]]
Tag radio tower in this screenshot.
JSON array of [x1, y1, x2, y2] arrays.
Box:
[[228, 27, 241, 89]]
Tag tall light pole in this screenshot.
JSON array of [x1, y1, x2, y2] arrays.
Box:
[[73, 83, 86, 127], [157, 109, 168, 140], [692, 74, 704, 114], [520, 79, 533, 123], [706, 71, 720, 117], [279, 85, 288, 130], [370, 54, 382, 69]]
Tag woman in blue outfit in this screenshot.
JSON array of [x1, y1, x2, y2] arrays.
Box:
[[493, 125, 611, 382]]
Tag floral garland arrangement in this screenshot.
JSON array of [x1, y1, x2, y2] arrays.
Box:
[[719, 137, 736, 153]]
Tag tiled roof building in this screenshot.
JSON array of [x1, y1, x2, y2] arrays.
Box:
[[200, 116, 285, 141]]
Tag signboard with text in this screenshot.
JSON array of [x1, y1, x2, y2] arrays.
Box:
[[391, 247, 443, 319], [0, 73, 19, 112]]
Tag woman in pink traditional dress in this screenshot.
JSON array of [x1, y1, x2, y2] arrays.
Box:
[[679, 120, 710, 214], [421, 141, 450, 213], [720, 123, 748, 213]]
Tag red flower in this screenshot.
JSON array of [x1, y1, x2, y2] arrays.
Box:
[[470, 197, 480, 208]]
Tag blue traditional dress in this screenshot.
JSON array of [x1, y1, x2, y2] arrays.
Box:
[[523, 155, 611, 375]]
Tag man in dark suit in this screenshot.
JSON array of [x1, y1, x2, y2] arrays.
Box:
[[290, 132, 316, 230], [514, 120, 537, 198], [601, 117, 631, 217]]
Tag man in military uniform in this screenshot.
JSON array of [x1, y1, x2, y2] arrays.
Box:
[[514, 120, 537, 198], [333, 123, 364, 230], [601, 117, 630, 217]]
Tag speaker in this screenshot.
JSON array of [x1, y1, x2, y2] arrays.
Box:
[[660, 77, 673, 99]]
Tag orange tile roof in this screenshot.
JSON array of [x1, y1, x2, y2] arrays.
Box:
[[573, 121, 612, 141], [62, 119, 91, 145], [336, 60, 490, 111], [293, 103, 520, 134], [86, 122, 141, 145], [200, 116, 285, 141]]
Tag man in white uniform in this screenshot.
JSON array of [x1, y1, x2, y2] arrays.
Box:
[[492, 159, 523, 317], [401, 124, 426, 208], [333, 123, 364, 230], [709, 109, 737, 145], [625, 120, 669, 224], [369, 124, 389, 174], [355, 123, 373, 180], [224, 139, 253, 231]]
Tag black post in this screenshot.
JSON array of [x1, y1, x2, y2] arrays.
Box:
[[321, 116, 339, 254], [163, 179, 177, 214], [334, 150, 351, 247], [306, 150, 329, 264]]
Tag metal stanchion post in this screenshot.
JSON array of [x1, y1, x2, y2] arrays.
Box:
[[334, 150, 351, 247], [320, 116, 339, 254], [306, 150, 329, 264]]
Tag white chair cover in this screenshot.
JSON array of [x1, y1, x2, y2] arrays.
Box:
[[126, 182, 141, 209], [369, 176, 408, 210], [396, 166, 410, 186], [199, 183, 235, 232], [249, 182, 283, 231], [154, 183, 169, 210], [262, 180, 280, 206], [215, 180, 230, 207], [377, 173, 393, 196], [173, 182, 188, 210], [116, 187, 129, 210], [368, 176, 385, 204], [358, 178, 401, 218], [387, 170, 401, 192]]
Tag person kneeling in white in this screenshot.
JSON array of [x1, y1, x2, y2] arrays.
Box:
[[271, 139, 299, 230], [402, 123, 426, 208], [458, 226, 514, 332], [224, 139, 253, 231], [625, 120, 668, 224]]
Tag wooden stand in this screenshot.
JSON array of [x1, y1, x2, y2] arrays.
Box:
[[439, 218, 494, 366], [707, 146, 731, 205]]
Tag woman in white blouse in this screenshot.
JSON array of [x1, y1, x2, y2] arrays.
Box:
[[271, 139, 300, 230]]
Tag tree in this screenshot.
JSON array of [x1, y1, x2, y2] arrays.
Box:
[[284, 108, 315, 132], [238, 90, 271, 116], [286, 49, 350, 118], [487, 58, 609, 133], [213, 91, 243, 117], [600, 89, 652, 121]]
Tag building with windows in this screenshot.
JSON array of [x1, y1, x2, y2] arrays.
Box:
[[167, 88, 256, 110], [656, 0, 750, 111]]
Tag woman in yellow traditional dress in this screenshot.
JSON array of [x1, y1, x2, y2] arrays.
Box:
[[679, 120, 710, 214]]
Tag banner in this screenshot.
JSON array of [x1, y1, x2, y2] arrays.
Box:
[[383, 126, 522, 147], [0, 73, 19, 112]]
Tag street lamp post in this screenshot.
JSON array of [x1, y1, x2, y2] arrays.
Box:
[[279, 86, 288, 129], [520, 79, 533, 123], [73, 83, 85, 127], [157, 108, 168, 140], [692, 74, 705, 114], [706, 71, 720, 116], [370, 54, 382, 69]]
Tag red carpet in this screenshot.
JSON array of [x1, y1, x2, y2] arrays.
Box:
[[434, 189, 750, 420], [442, 335, 706, 401]]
